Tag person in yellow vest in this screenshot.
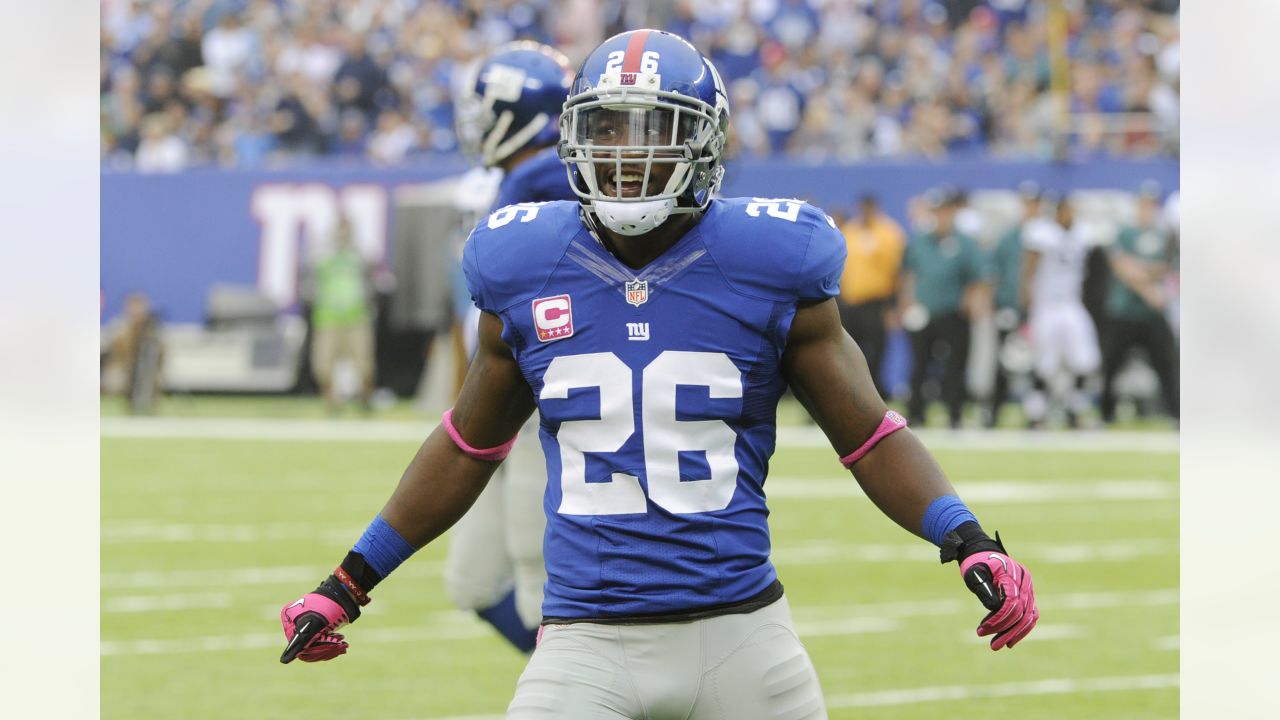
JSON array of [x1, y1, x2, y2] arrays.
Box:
[[306, 216, 375, 414], [838, 194, 906, 399]]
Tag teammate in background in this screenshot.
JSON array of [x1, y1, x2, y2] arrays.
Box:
[[302, 216, 376, 415], [985, 181, 1039, 427], [444, 42, 577, 654], [899, 187, 990, 428], [1100, 182, 1179, 423], [1020, 194, 1101, 429], [837, 194, 906, 399], [279, 31, 1038, 718]]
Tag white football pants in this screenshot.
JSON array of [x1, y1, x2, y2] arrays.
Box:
[[443, 416, 547, 630], [507, 595, 827, 719], [1029, 301, 1101, 379]]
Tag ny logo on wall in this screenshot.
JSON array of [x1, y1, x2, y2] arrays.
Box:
[[251, 184, 389, 308]]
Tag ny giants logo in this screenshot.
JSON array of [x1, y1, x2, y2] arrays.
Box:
[[619, 72, 637, 86], [532, 295, 574, 342]]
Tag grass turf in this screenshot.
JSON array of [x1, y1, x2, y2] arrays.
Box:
[[102, 401, 1177, 719]]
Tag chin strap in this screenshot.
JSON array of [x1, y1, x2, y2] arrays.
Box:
[[579, 202, 707, 244], [593, 198, 675, 236]]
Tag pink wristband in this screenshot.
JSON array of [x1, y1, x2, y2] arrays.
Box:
[[839, 410, 908, 468], [442, 409, 519, 462]]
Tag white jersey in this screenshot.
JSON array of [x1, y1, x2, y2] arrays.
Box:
[[1023, 218, 1090, 306]]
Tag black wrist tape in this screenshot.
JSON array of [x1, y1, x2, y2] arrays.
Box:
[[938, 521, 1006, 564], [314, 576, 363, 623], [340, 551, 386, 593]]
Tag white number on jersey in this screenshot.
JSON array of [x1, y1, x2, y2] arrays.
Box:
[[745, 197, 803, 223], [541, 351, 743, 516], [487, 202, 546, 229]]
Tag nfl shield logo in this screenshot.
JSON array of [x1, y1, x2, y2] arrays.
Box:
[[625, 279, 649, 307]]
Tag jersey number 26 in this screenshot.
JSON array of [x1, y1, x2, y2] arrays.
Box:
[[541, 351, 741, 516]]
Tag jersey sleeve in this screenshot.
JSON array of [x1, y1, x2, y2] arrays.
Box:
[[460, 200, 579, 314], [795, 205, 847, 300], [461, 224, 496, 313]]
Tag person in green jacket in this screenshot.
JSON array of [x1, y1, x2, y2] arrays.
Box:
[[1099, 183, 1179, 423], [306, 216, 376, 414]]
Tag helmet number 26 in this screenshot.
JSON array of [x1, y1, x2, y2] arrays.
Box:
[[604, 50, 661, 75]]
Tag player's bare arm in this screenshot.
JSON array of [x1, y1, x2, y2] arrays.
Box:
[[382, 310, 537, 546], [782, 297, 957, 535], [782, 297, 1039, 650], [279, 310, 535, 663]]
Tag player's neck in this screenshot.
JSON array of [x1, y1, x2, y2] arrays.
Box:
[[597, 214, 698, 270]]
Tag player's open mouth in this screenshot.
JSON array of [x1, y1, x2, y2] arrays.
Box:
[[602, 168, 649, 198]]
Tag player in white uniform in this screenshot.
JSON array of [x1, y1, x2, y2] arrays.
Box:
[[1020, 195, 1101, 428]]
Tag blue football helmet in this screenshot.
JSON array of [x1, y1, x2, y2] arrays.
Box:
[[559, 29, 730, 236], [457, 41, 574, 168]]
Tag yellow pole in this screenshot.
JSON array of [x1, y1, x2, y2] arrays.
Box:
[[1046, 0, 1071, 159]]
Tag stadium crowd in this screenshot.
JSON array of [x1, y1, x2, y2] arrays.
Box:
[[101, 0, 1180, 171]]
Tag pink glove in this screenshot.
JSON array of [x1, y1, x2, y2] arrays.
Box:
[[959, 551, 1038, 650], [280, 592, 351, 663]]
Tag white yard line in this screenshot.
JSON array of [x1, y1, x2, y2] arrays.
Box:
[[101, 561, 444, 590], [102, 588, 1176, 656], [101, 417, 431, 443], [100, 479, 1175, 548], [104, 592, 234, 613], [767, 478, 1176, 502], [99, 535, 1172, 597], [773, 538, 1171, 565], [102, 417, 1178, 453], [826, 673, 1178, 708], [101, 549, 1172, 614]]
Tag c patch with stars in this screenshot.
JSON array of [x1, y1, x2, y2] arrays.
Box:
[[532, 294, 575, 342]]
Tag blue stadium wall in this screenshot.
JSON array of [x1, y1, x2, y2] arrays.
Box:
[[102, 157, 1177, 324]]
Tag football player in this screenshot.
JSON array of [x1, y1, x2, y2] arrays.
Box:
[[444, 41, 578, 654], [280, 30, 1038, 719], [1020, 194, 1102, 428]]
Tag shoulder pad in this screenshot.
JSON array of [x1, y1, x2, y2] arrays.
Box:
[[699, 198, 846, 302], [462, 200, 580, 313]]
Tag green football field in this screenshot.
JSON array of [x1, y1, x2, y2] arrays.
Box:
[[102, 402, 1178, 719]]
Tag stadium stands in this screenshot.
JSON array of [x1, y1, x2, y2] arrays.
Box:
[[100, 0, 1179, 170]]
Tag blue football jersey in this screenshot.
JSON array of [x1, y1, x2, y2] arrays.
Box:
[[492, 146, 577, 210], [462, 197, 845, 619]]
